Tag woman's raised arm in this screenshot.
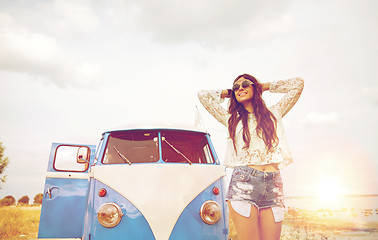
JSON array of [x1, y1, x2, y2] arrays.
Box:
[[197, 90, 231, 126], [269, 77, 304, 117]]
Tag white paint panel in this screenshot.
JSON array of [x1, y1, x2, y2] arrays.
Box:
[[45, 172, 88, 179], [91, 164, 225, 240]]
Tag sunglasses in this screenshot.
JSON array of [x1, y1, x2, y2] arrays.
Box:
[[232, 80, 254, 91]]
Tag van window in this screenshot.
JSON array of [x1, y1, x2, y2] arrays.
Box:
[[54, 145, 90, 171], [161, 131, 214, 164], [103, 131, 159, 164]]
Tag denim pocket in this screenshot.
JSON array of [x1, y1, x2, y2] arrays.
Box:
[[232, 169, 250, 182], [273, 175, 283, 188], [272, 175, 285, 207]]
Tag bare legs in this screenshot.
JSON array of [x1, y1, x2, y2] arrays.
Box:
[[228, 202, 260, 239], [228, 202, 282, 240], [259, 207, 282, 240]]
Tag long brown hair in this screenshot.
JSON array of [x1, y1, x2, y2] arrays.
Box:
[[228, 74, 278, 152]]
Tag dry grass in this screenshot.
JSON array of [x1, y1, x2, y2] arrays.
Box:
[[281, 207, 378, 240], [230, 207, 378, 240], [1, 206, 377, 240], [0, 206, 40, 240]]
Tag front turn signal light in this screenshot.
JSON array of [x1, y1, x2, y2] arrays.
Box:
[[97, 202, 123, 228], [199, 200, 221, 225]]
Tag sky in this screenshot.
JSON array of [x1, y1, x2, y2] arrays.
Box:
[[0, 0, 377, 201]]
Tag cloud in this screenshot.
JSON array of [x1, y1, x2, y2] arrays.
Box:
[[0, 13, 102, 88], [361, 86, 378, 106], [305, 112, 339, 126], [52, 0, 100, 34], [111, 0, 295, 47]]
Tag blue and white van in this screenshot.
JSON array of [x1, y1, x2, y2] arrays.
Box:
[[38, 125, 229, 240]]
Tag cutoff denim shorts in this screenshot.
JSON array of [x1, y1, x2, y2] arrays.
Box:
[[226, 166, 285, 220]]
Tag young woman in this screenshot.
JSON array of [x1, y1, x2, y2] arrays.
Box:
[[198, 74, 304, 240]]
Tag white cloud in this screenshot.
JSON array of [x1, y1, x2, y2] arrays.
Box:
[[109, 0, 296, 47], [0, 13, 16, 30], [0, 31, 61, 67], [0, 13, 102, 88], [305, 112, 339, 125], [361, 86, 378, 105], [52, 0, 100, 34]]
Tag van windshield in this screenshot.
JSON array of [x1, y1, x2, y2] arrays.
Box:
[[161, 131, 214, 164], [103, 131, 159, 164], [102, 130, 215, 164]]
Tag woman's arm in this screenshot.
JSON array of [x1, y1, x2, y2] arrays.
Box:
[[261, 82, 271, 92], [220, 89, 232, 98], [198, 90, 231, 126], [269, 77, 304, 117]]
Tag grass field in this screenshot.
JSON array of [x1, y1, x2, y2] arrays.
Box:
[[0, 206, 40, 240], [229, 207, 378, 240], [0, 206, 377, 240]]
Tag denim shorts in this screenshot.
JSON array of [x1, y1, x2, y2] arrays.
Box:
[[226, 166, 285, 210]]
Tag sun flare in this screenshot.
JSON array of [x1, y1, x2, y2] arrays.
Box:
[[315, 176, 343, 202]]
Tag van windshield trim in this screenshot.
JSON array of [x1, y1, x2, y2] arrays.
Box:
[[101, 130, 215, 165]]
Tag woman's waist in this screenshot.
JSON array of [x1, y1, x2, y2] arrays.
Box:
[[247, 163, 279, 172], [232, 165, 281, 179], [229, 153, 283, 172]]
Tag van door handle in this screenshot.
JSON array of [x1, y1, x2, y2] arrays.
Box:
[[47, 188, 52, 199], [45, 187, 59, 200]]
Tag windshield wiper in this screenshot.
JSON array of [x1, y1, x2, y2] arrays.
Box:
[[113, 146, 132, 165], [163, 138, 192, 165]]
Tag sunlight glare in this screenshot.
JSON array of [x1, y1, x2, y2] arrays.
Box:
[[316, 176, 343, 203]]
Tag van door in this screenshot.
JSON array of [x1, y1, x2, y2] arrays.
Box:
[[38, 143, 96, 239]]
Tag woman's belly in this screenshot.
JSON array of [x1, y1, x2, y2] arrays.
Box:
[[248, 163, 279, 172]]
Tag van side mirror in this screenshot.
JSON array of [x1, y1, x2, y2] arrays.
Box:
[[54, 145, 90, 172], [77, 147, 90, 163]]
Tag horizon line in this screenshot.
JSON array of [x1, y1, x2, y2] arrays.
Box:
[[285, 194, 378, 199]]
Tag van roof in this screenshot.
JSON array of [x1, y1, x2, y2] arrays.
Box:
[[104, 122, 207, 134]]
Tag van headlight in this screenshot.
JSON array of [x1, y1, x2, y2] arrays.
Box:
[[97, 202, 123, 228], [199, 200, 221, 224]]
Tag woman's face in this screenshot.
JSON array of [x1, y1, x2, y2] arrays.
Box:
[[233, 77, 254, 104]]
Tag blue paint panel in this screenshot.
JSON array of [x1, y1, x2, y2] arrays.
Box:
[[38, 143, 95, 238], [82, 178, 96, 238], [38, 178, 90, 238], [84, 180, 155, 240], [169, 180, 229, 240]]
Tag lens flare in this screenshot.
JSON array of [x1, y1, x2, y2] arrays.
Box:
[[315, 176, 344, 208]]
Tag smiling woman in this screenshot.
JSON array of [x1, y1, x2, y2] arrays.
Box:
[[198, 75, 304, 240]]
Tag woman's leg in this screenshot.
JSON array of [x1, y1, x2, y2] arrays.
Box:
[[228, 202, 260, 240], [259, 207, 282, 240]]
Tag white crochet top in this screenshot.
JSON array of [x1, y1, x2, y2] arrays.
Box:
[[198, 77, 304, 169]]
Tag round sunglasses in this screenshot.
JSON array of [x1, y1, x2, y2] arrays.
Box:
[[232, 80, 254, 91]]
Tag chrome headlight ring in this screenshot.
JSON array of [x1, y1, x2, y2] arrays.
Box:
[[199, 200, 221, 225], [97, 202, 123, 228]]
